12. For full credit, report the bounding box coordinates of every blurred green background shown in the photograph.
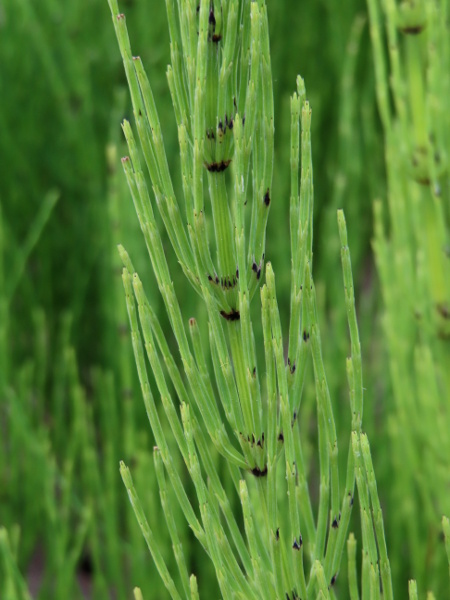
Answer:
[1,0,448,598]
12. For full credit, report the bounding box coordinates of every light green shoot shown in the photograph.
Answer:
[120,461,183,600]
[408,580,418,600]
[106,0,392,598]
[347,533,360,600]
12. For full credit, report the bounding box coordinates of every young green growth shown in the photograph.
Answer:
[133,588,144,600]
[120,461,183,600]
[107,1,391,598]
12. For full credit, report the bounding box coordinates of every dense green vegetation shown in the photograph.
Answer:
[0,1,448,598]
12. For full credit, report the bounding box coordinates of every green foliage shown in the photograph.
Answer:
[109,0,449,598]
[367,0,450,595]
[0,0,449,598]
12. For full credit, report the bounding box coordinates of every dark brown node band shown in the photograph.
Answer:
[205,159,232,172]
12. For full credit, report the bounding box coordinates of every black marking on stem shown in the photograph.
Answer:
[276,528,280,541]
[252,366,256,377]
[78,554,93,576]
[209,273,237,289]
[241,431,259,449]
[332,517,339,529]
[303,330,310,342]
[330,574,337,587]
[236,268,239,280]
[216,275,238,289]
[256,437,263,448]
[220,308,240,321]
[207,7,222,42]
[225,114,234,133]
[292,536,302,550]
[263,188,271,206]
[349,493,354,507]
[251,256,264,280]
[278,432,284,443]
[291,411,297,427]
[205,159,232,172]
[401,25,425,35]
[250,465,268,477]
[206,128,215,140]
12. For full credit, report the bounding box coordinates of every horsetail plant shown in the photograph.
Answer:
[366,0,450,594]
[107,0,398,597]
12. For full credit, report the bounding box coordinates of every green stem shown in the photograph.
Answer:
[405,34,428,150]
